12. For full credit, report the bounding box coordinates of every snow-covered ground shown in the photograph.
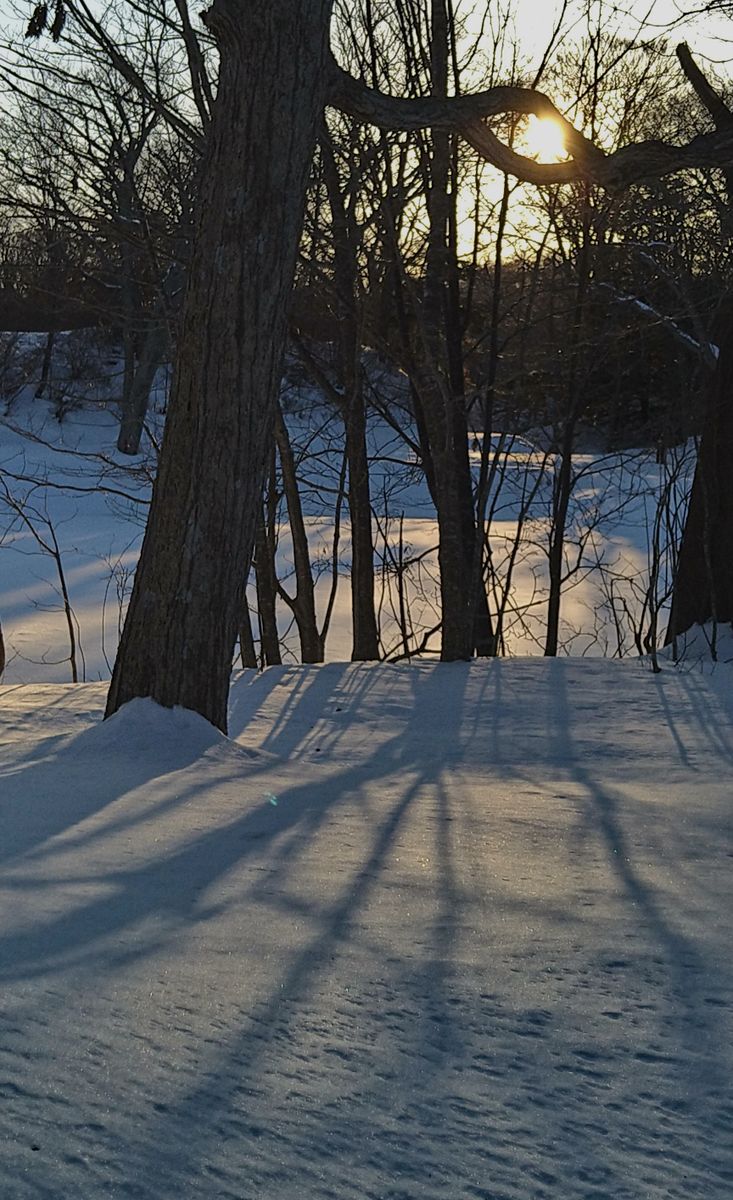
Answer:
[1,340,731,1197]
[0,338,690,681]
[1,655,732,1197]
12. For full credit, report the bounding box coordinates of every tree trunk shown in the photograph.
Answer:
[117,263,184,456]
[544,420,576,657]
[254,509,282,668]
[239,602,258,669]
[274,401,323,662]
[344,377,380,659]
[106,0,334,731]
[408,0,494,662]
[666,302,733,642]
[34,330,55,400]
[117,149,140,442]
[320,136,379,661]
[117,316,168,455]
[666,54,733,646]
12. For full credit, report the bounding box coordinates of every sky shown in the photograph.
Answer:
[510,0,731,64]
[0,1,729,71]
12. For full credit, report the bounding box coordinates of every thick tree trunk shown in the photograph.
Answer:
[106,0,334,731]
[666,303,733,642]
[424,6,471,662]
[665,58,733,646]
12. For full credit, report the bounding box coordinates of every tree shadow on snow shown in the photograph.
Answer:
[1,660,731,1198]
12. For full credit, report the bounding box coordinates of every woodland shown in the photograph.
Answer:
[2,10,733,1194]
[1,0,733,727]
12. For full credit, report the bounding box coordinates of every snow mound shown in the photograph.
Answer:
[73,696,256,764]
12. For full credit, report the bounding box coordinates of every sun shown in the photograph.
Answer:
[523,115,567,163]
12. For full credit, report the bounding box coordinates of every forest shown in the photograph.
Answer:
[1,0,732,722]
[2,7,733,1198]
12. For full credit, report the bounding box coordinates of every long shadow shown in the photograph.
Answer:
[548,660,730,1094]
[669,666,733,764]
[5,661,733,1197]
[1,664,368,873]
[0,710,252,869]
[1,664,476,1195]
[0,665,473,985]
[226,663,320,748]
[120,672,474,1193]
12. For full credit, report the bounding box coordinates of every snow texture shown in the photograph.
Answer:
[1,657,732,1198]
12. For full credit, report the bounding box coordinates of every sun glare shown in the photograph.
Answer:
[523,115,567,163]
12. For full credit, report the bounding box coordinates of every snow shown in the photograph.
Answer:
[0,353,691,678]
[1,657,732,1198]
[1,333,731,1195]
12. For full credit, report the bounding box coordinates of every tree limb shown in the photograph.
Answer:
[327,54,733,191]
[676,42,733,128]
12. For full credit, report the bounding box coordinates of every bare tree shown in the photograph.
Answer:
[51,0,730,729]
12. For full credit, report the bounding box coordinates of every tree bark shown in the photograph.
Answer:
[665,51,733,645]
[106,0,334,731]
[666,303,733,642]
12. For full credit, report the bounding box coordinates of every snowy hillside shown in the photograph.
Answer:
[1,657,731,1198]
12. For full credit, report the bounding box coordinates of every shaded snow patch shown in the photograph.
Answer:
[659,622,733,668]
[74,697,262,765]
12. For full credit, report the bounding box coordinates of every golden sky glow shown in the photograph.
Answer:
[522,115,568,163]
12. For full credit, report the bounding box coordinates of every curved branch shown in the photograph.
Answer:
[598,127,733,189]
[676,41,733,207]
[459,118,583,185]
[327,56,733,192]
[327,59,602,175]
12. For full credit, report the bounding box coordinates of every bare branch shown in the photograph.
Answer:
[327,55,733,191]
[676,42,733,128]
